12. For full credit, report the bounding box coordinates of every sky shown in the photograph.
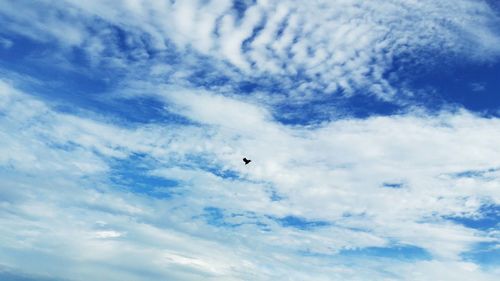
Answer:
[0,0,499,280]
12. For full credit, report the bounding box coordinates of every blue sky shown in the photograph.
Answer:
[0,0,499,280]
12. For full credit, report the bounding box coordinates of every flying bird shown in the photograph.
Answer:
[243,158,251,165]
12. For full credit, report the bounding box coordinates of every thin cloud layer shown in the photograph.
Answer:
[1,81,499,280]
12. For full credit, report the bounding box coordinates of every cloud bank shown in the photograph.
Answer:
[1,79,499,280]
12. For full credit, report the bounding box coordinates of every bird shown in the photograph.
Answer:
[243,158,251,165]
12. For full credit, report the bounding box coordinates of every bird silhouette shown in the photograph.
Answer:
[243,158,251,165]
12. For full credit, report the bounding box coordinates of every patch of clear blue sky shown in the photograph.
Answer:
[110,152,244,199]
[109,153,180,199]
[232,0,257,20]
[382,182,404,189]
[338,245,432,261]
[268,188,284,201]
[273,215,330,230]
[462,242,500,268]
[450,167,499,180]
[0,33,109,92]
[201,207,270,230]
[300,244,432,261]
[446,204,500,230]
[200,207,332,231]
[388,48,500,117]
[199,164,241,180]
[201,207,242,228]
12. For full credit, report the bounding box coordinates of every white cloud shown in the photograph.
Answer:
[1,0,498,100]
[1,80,499,280]
[92,230,124,239]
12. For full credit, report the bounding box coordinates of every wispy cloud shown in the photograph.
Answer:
[0,37,13,49]
[471,82,487,92]
[1,0,499,103]
[1,79,499,279]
